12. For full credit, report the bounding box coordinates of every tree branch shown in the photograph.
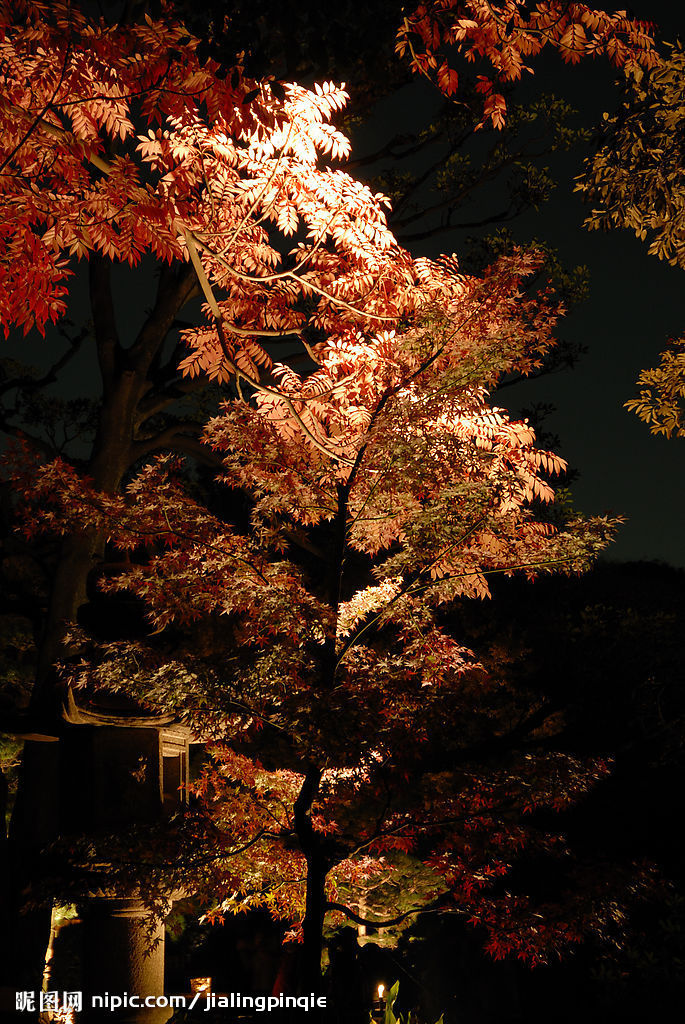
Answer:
[325,893,452,929]
[128,264,199,376]
[0,329,89,398]
[130,425,221,467]
[89,255,121,392]
[135,374,209,422]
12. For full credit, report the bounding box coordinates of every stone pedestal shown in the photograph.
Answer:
[59,691,196,1022]
[79,898,170,1024]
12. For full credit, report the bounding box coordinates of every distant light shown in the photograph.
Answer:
[377,983,385,1000]
[190,977,212,994]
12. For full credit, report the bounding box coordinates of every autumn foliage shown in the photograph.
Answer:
[0,0,649,981]
[0,0,414,360]
[397,1,659,127]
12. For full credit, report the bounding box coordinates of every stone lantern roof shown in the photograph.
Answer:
[62,684,182,730]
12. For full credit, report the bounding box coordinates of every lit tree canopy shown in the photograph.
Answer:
[0,0,416,366]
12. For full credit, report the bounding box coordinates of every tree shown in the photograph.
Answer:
[0,0,660,998]
[16,245,623,993]
[441,561,685,1022]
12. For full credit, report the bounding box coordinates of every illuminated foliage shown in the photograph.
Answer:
[624,339,685,439]
[0,0,414,359]
[396,0,658,128]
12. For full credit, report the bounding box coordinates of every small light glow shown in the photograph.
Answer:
[54,1010,76,1024]
[377,983,385,1000]
[190,977,212,994]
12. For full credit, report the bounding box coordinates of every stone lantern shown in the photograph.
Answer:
[60,688,194,1023]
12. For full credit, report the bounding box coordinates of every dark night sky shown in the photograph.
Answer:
[7,1,685,567]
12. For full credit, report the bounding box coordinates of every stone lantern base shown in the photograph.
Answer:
[79,898,171,1024]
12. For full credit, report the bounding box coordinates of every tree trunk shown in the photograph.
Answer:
[294,766,328,1006]
[301,850,327,995]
